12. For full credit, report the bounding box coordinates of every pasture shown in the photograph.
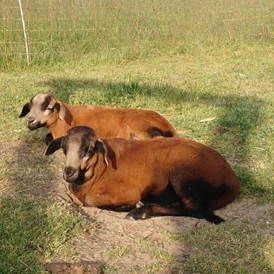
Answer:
[1,0,274,273]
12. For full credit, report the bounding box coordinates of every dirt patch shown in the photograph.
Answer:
[55,196,273,274]
[44,261,103,274]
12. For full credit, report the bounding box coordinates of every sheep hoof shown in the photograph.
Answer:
[204,210,225,224]
[125,216,136,221]
[125,209,149,220]
[136,201,145,208]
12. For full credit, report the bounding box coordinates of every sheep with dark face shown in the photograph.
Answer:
[19,94,177,144]
[45,126,239,224]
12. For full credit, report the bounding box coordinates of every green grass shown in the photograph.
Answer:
[4,47,273,200]
[1,47,273,272]
[167,220,274,273]
[135,238,176,264]
[105,246,130,260]
[0,0,274,273]
[0,197,87,273]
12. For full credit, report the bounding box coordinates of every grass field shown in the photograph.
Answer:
[1,0,274,273]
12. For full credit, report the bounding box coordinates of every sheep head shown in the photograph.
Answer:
[45,126,108,184]
[19,94,66,130]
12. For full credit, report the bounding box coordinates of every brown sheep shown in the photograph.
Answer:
[19,94,176,144]
[45,126,239,224]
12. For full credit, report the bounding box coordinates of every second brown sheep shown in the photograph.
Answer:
[19,94,177,144]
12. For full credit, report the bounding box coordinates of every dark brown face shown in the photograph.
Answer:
[19,94,65,130]
[45,126,108,185]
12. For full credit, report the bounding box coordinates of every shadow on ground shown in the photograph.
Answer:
[0,138,66,272]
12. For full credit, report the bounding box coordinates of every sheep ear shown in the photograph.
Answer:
[44,136,63,155]
[19,103,30,118]
[95,139,108,166]
[54,102,66,120]
[45,133,54,145]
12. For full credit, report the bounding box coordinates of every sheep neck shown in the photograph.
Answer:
[69,152,108,203]
[47,104,74,139]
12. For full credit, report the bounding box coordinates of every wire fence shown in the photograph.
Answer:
[1,0,274,68]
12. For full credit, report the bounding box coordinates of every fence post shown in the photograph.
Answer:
[18,0,30,66]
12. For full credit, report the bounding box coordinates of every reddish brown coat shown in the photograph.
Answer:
[46,126,239,224]
[19,94,176,140]
[71,137,239,211]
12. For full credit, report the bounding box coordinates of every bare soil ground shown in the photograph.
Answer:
[54,187,274,274]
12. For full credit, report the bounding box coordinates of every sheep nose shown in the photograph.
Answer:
[27,117,39,128]
[63,166,77,182]
[27,117,35,125]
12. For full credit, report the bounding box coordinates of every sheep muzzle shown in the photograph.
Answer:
[27,117,46,130]
[63,166,85,184]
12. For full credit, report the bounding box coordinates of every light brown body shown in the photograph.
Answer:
[19,94,177,141]
[49,103,176,139]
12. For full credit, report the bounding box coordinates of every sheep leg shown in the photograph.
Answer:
[82,190,142,210]
[203,206,225,224]
[99,201,145,212]
[168,176,226,224]
[184,203,224,224]
[125,204,186,220]
[125,203,224,224]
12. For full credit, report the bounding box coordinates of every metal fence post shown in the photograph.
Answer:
[18,0,30,66]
